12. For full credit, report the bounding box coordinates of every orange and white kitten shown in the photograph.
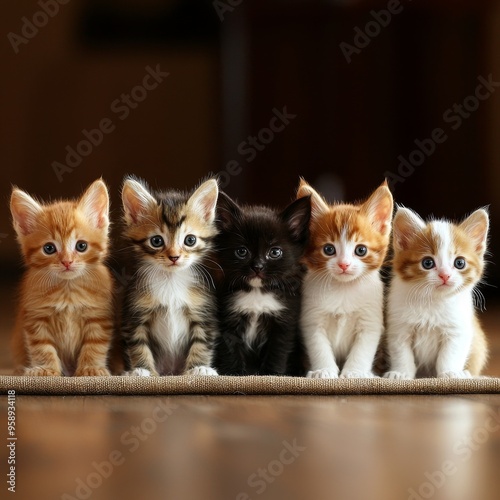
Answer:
[10,180,113,376]
[298,180,393,378]
[384,208,489,379]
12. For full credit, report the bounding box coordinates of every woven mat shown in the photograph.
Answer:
[1,375,500,396]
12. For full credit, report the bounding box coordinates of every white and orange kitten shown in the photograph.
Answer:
[384,208,489,379]
[297,180,393,379]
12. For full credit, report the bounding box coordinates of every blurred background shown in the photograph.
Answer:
[1,0,500,293]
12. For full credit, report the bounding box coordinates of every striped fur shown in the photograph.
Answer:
[119,177,219,376]
[10,180,113,376]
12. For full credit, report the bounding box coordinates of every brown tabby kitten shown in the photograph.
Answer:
[120,177,219,376]
[10,180,113,376]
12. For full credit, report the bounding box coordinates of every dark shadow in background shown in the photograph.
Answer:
[0,0,499,298]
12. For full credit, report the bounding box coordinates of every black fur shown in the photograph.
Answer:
[213,192,311,375]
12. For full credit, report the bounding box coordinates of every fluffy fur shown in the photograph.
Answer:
[298,180,393,378]
[10,180,113,376]
[213,193,311,375]
[119,177,219,376]
[384,207,489,379]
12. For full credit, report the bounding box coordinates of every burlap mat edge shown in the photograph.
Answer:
[0,375,499,396]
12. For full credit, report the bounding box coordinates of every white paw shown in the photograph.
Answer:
[126,368,152,377]
[185,366,218,376]
[438,370,472,379]
[307,369,339,379]
[383,371,413,380]
[340,371,375,379]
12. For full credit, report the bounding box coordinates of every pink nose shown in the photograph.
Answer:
[339,263,350,271]
[439,273,450,283]
[169,256,180,263]
[61,260,73,269]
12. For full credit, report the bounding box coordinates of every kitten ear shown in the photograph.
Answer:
[296,178,328,219]
[216,191,241,230]
[10,188,42,236]
[122,177,156,224]
[460,208,489,255]
[281,196,311,243]
[361,182,394,236]
[78,179,110,229]
[187,179,219,223]
[392,207,426,251]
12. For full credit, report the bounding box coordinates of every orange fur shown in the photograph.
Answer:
[298,180,393,274]
[390,208,489,376]
[10,180,114,376]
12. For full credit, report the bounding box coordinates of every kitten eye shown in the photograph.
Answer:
[268,247,283,260]
[150,235,164,248]
[323,244,336,256]
[355,245,367,257]
[43,243,57,255]
[75,240,88,253]
[235,247,248,259]
[184,234,197,247]
[422,257,435,270]
[454,257,466,270]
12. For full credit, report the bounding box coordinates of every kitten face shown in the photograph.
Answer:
[122,177,218,273]
[297,180,393,283]
[392,208,489,295]
[216,193,311,291]
[10,180,110,281]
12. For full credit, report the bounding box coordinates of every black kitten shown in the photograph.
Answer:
[213,192,311,375]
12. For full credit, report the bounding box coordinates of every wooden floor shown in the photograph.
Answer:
[1,291,500,500]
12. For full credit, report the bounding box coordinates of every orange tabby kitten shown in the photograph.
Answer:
[10,179,113,376]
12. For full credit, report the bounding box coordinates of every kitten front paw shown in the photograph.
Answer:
[24,367,61,377]
[126,368,155,377]
[307,369,339,379]
[75,367,110,377]
[340,371,376,379]
[437,370,472,379]
[383,371,413,380]
[185,366,218,376]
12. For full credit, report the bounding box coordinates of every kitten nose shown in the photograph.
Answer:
[252,263,264,273]
[168,256,180,263]
[338,263,350,271]
[61,260,73,269]
[439,273,451,283]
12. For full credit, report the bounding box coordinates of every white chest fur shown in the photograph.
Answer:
[231,289,284,346]
[302,270,383,321]
[148,270,195,373]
